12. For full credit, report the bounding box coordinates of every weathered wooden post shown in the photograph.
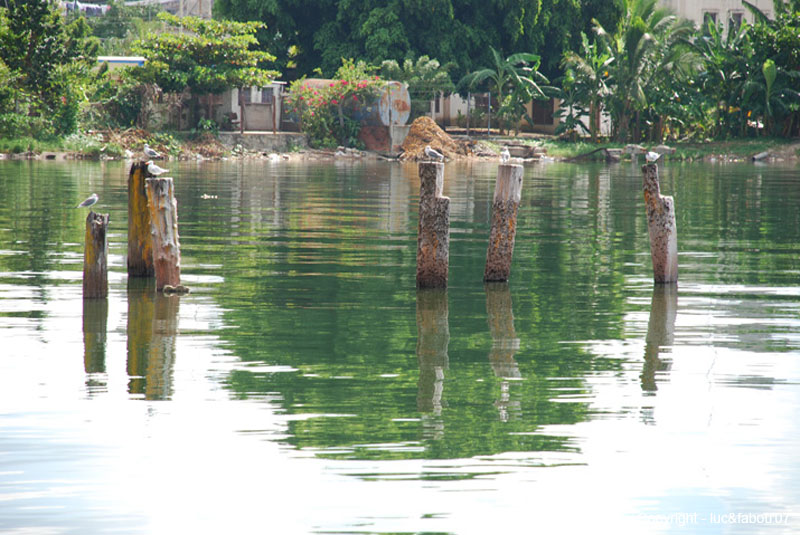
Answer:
[83,211,109,298]
[128,161,154,277]
[641,284,677,392]
[484,164,523,282]
[416,162,450,289]
[416,289,449,414]
[146,177,182,291]
[642,163,678,283]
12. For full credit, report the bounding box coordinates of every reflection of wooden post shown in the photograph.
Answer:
[146,177,181,291]
[641,284,677,392]
[486,283,521,422]
[416,289,449,414]
[642,163,678,283]
[83,211,109,298]
[147,293,179,400]
[416,162,450,289]
[127,277,155,396]
[128,161,154,277]
[82,298,108,376]
[484,164,523,282]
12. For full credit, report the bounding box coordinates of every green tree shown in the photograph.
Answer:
[459,46,548,133]
[0,0,98,135]
[380,55,455,118]
[560,32,613,142]
[132,13,279,95]
[593,0,694,142]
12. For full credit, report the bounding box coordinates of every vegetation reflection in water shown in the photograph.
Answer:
[1,159,799,465]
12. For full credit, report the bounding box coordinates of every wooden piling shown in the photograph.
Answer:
[484,164,523,282]
[83,211,109,298]
[146,177,181,291]
[416,162,450,289]
[128,161,154,277]
[642,163,678,283]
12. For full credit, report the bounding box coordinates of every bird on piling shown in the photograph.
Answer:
[424,145,444,162]
[500,146,510,163]
[76,193,98,209]
[143,143,162,159]
[146,160,169,176]
[646,151,662,163]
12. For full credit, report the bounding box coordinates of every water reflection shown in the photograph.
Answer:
[485,283,521,422]
[416,289,449,439]
[641,285,677,393]
[82,298,108,395]
[126,278,180,400]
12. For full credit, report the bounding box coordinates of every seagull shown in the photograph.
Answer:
[500,146,510,163]
[424,145,444,162]
[76,193,98,208]
[143,143,161,159]
[646,151,662,163]
[146,160,169,176]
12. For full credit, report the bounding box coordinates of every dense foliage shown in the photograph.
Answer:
[0,0,99,136]
[213,0,619,81]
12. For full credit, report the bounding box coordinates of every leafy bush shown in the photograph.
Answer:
[286,59,381,148]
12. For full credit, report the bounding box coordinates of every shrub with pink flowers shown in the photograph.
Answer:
[286,59,382,148]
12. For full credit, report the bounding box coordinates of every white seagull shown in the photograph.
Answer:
[500,146,510,163]
[424,145,444,162]
[76,193,98,208]
[143,143,162,159]
[146,160,169,176]
[645,151,662,163]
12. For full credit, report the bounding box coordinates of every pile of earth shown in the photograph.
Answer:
[399,116,470,161]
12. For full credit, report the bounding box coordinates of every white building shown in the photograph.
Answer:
[658,0,774,28]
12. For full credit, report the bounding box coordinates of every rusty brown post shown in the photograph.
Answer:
[128,161,154,277]
[642,163,678,283]
[146,177,181,291]
[83,211,109,299]
[416,162,450,289]
[484,164,523,282]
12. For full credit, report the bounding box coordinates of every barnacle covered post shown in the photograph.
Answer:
[416,162,450,289]
[484,164,524,282]
[83,211,110,298]
[642,163,678,283]
[146,177,181,291]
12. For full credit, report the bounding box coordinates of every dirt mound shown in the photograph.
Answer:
[399,116,468,161]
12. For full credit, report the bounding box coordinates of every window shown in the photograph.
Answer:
[261,87,274,104]
[702,11,718,26]
[729,11,744,31]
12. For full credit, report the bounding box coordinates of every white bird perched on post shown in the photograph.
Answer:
[424,145,444,162]
[146,160,169,176]
[76,193,98,208]
[646,151,662,163]
[500,146,510,163]
[143,143,162,159]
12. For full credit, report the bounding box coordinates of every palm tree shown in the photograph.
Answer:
[561,32,613,143]
[459,47,547,133]
[593,0,694,142]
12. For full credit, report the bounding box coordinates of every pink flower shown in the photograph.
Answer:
[310,111,315,116]
[352,95,358,100]
[331,99,338,105]
[330,83,334,87]
[341,80,348,85]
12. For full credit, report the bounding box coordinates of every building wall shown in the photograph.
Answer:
[658,0,774,26]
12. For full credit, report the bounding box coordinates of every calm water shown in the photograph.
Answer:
[1,158,799,534]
